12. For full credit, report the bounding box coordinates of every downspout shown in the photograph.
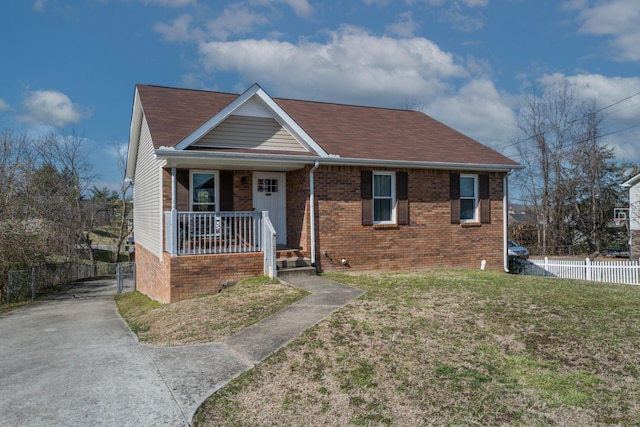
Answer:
[309,161,320,266]
[503,170,514,272]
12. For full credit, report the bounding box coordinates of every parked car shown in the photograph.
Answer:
[508,240,529,259]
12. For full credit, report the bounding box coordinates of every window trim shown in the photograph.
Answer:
[459,174,478,223]
[189,170,219,212]
[372,171,396,225]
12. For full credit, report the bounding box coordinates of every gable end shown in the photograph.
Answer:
[192,115,308,152]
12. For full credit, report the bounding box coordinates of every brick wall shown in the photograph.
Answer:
[302,165,506,273]
[135,244,172,303]
[286,167,311,254]
[143,165,507,304]
[135,243,264,303]
[169,252,263,302]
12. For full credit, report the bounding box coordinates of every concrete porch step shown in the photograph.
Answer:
[277,266,318,279]
[276,256,312,269]
[276,249,317,279]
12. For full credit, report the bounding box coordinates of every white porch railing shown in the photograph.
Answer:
[164,210,277,278]
[262,213,277,279]
[522,257,640,285]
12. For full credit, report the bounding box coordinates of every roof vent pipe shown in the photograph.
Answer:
[309,161,320,266]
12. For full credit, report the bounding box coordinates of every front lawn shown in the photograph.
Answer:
[115,276,309,346]
[194,270,640,426]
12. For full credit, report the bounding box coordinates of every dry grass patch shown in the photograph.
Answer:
[115,276,308,346]
[194,270,640,426]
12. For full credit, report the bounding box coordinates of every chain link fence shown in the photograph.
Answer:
[6,262,136,303]
[116,262,136,295]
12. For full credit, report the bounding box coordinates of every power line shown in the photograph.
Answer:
[493,90,640,153]
[506,121,640,162]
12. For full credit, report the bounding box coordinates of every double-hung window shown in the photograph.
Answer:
[190,171,218,212]
[373,171,395,224]
[459,174,478,222]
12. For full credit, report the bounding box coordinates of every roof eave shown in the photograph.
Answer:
[622,172,640,187]
[155,149,522,172]
[125,87,143,182]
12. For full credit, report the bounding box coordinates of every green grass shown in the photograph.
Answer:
[0,300,32,315]
[114,290,163,335]
[193,270,640,426]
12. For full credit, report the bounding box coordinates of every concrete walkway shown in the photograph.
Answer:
[0,275,363,426]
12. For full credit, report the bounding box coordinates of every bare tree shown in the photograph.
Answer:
[35,129,97,263]
[110,142,133,262]
[513,80,626,255]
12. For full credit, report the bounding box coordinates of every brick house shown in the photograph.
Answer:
[125,83,521,303]
[623,172,640,258]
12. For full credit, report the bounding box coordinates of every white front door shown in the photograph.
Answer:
[253,172,286,245]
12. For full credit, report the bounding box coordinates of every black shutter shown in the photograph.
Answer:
[479,174,490,224]
[396,171,409,225]
[361,170,373,226]
[176,169,189,211]
[219,170,234,211]
[450,172,460,224]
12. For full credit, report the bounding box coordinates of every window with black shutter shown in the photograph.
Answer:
[450,172,490,224]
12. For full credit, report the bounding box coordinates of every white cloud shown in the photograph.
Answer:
[205,5,269,40]
[139,0,197,7]
[386,12,419,37]
[574,0,640,61]
[281,0,313,17]
[154,5,270,41]
[252,0,313,17]
[425,78,518,149]
[33,0,50,12]
[198,26,467,106]
[0,99,9,112]
[20,90,85,127]
[441,9,484,32]
[538,72,640,161]
[154,14,199,41]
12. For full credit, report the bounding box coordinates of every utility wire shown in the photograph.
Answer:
[507,121,640,162]
[493,90,640,153]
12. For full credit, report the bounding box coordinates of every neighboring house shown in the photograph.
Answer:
[623,172,640,258]
[125,84,522,303]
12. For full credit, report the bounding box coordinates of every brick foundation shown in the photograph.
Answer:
[135,244,263,303]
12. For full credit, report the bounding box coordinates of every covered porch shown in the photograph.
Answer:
[164,209,278,278]
[160,159,316,279]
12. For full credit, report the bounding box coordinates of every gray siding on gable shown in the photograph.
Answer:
[193,115,307,152]
[133,116,163,258]
[631,182,640,231]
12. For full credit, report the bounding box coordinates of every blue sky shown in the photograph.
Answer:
[1,0,639,195]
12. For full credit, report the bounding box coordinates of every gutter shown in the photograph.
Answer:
[155,149,523,173]
[309,161,320,266]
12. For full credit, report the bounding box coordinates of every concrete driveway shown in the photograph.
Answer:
[0,275,363,426]
[0,279,194,426]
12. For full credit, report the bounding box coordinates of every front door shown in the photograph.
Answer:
[253,172,286,245]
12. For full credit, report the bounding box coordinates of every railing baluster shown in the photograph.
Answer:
[167,211,265,256]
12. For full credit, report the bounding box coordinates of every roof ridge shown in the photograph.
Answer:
[136,83,418,114]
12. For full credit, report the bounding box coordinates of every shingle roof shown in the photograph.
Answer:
[136,84,519,168]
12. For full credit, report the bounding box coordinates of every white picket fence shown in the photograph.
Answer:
[522,257,640,285]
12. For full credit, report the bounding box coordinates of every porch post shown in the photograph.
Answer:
[170,166,178,256]
[309,161,320,266]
